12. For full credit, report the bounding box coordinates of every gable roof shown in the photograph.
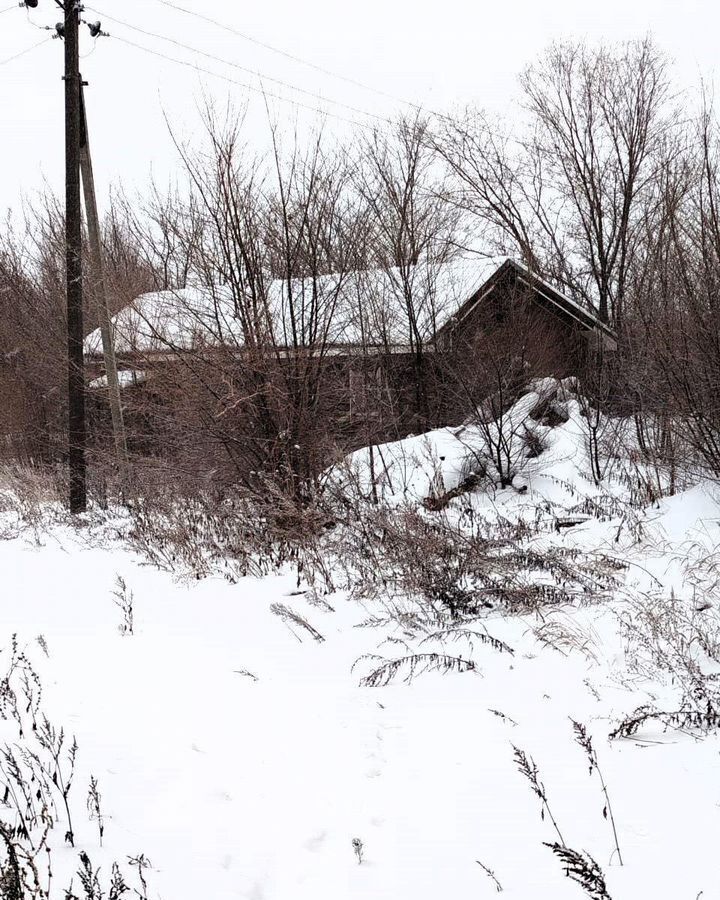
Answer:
[84,256,612,359]
[439,258,616,341]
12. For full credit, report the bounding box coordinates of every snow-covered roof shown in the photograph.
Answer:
[84,257,508,357]
[84,256,610,358]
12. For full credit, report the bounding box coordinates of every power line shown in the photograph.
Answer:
[24,8,56,30]
[80,36,99,59]
[0,4,19,14]
[110,33,391,133]
[86,5,390,125]
[0,35,52,67]
[155,0,430,117]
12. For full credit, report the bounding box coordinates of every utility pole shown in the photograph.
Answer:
[79,82,129,470]
[64,0,86,513]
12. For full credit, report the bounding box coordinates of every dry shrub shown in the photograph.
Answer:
[124,490,295,583]
[0,463,68,541]
[619,588,720,681]
[544,843,612,900]
[614,585,720,737]
[0,637,148,899]
[121,470,336,584]
[314,501,622,623]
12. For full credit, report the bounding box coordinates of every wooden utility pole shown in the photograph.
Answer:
[65,0,86,513]
[79,83,129,468]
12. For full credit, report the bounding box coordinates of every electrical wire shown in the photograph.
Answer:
[86,5,390,125]
[0,4,19,14]
[24,7,55,30]
[0,35,52,67]
[80,36,99,59]
[110,33,392,133]
[155,0,430,117]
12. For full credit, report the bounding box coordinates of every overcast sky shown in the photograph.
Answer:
[0,0,716,215]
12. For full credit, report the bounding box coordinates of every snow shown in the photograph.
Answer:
[83,256,509,356]
[337,378,587,502]
[2,384,720,898]
[87,370,146,390]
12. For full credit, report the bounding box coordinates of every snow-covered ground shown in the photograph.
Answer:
[2,384,720,898]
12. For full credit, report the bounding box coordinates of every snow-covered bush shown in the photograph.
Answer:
[332,378,577,506]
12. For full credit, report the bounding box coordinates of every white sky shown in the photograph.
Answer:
[0,0,717,215]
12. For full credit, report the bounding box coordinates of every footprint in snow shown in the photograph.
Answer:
[303,831,327,852]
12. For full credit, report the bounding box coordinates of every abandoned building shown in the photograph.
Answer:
[83,256,615,473]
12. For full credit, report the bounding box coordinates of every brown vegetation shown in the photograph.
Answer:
[3,38,720,504]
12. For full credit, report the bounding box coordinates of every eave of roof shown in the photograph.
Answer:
[508,261,616,339]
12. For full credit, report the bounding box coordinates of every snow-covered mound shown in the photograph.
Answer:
[338,378,599,504]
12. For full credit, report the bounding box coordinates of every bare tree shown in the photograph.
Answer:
[358,116,461,429]
[436,38,673,327]
[626,100,720,480]
[110,105,369,502]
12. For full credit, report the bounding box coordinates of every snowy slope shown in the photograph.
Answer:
[1,388,720,899]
